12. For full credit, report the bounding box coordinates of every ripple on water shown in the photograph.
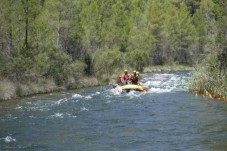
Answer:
[3,71,227,150]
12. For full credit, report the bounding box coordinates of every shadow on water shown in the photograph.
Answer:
[0,71,227,150]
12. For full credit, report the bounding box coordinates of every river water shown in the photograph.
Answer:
[0,71,227,151]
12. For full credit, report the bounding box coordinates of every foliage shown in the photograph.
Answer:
[126,50,149,72]
[93,49,123,76]
[189,0,227,100]
[0,0,226,99]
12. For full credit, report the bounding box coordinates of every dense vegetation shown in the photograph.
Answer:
[0,0,226,100]
[189,0,227,101]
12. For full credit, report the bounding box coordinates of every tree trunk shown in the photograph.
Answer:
[23,0,29,49]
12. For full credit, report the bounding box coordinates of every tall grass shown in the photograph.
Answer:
[189,53,227,101]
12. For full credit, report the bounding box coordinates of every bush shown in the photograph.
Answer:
[65,61,86,88]
[126,50,149,72]
[93,49,123,76]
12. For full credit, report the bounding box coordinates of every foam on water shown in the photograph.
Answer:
[109,72,190,96]
[49,113,64,118]
[48,113,78,119]
[148,87,173,93]
[143,72,190,93]
[110,86,123,95]
[66,113,77,118]
[85,96,92,100]
[1,136,16,143]
[54,98,68,105]
[95,92,100,95]
[15,105,23,110]
[72,91,101,100]
[26,105,50,112]
[126,91,143,99]
[72,94,83,98]
[80,107,89,112]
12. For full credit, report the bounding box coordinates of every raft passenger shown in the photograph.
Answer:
[131,70,139,85]
[121,69,129,85]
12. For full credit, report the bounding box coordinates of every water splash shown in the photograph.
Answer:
[80,107,89,112]
[15,105,23,110]
[85,96,92,100]
[143,72,190,93]
[72,94,83,98]
[1,136,16,143]
[72,91,101,100]
[54,98,68,105]
[49,113,64,118]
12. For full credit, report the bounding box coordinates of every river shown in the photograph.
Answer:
[0,71,227,151]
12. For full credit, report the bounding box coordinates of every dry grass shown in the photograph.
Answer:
[0,79,16,100]
[0,76,102,101]
[79,77,99,88]
[15,78,60,97]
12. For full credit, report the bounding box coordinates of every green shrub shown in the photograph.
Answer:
[126,50,149,72]
[93,49,123,76]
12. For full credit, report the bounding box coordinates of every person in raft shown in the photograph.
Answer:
[120,69,130,85]
[130,70,139,85]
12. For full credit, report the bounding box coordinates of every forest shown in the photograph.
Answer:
[0,0,226,100]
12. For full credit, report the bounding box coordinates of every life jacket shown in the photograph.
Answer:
[123,74,129,80]
[131,75,138,84]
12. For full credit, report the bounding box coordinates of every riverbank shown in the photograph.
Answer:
[189,69,227,101]
[0,76,105,101]
[145,65,227,101]
[188,54,227,101]
[0,65,193,101]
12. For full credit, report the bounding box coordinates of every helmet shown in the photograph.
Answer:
[136,72,139,74]
[124,69,128,72]
[133,70,136,73]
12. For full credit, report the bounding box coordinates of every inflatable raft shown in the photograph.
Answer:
[121,84,148,92]
[113,84,148,92]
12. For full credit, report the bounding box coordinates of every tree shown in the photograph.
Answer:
[0,0,17,57]
[93,49,123,76]
[19,0,43,49]
[162,2,197,65]
[146,0,166,65]
[127,0,151,52]
[213,0,227,72]
[192,0,216,63]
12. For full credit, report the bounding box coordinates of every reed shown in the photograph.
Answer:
[189,54,227,101]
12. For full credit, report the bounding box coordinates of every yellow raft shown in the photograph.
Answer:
[121,84,148,92]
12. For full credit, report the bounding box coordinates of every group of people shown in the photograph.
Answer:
[119,69,140,85]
